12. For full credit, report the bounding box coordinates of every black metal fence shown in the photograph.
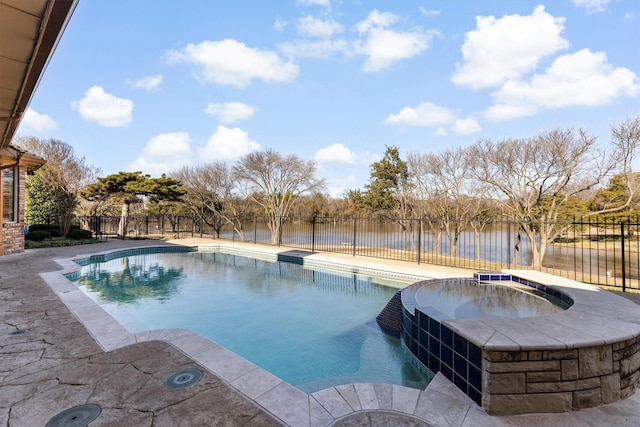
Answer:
[77,215,640,292]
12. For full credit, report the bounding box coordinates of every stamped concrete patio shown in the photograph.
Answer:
[1,239,639,426]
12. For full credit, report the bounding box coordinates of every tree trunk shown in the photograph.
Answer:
[118,203,129,239]
[56,192,75,238]
[512,232,521,268]
[401,223,408,251]
[530,232,546,270]
[434,231,442,255]
[268,216,281,245]
[450,232,459,258]
[235,222,246,241]
[517,223,546,270]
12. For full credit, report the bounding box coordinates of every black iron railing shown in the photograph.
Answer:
[76,215,640,292]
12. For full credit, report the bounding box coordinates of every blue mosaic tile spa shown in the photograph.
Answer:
[378,273,574,405]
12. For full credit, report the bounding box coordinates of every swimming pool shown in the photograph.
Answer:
[68,250,431,393]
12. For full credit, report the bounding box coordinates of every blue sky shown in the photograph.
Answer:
[19,0,640,197]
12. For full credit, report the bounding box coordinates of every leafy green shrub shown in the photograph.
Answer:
[26,230,51,242]
[67,229,93,240]
[27,224,61,236]
[27,224,55,231]
[25,237,101,249]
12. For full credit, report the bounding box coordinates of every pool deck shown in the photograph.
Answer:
[1,238,639,426]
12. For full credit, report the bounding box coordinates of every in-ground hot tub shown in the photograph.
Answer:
[411,276,572,320]
[397,271,640,415]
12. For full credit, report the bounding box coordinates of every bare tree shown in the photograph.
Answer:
[15,137,99,237]
[470,124,640,269]
[407,155,442,255]
[172,163,248,239]
[233,149,325,245]
[605,115,640,213]
[408,147,479,257]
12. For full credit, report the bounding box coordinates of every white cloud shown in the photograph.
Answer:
[166,39,299,88]
[126,74,163,91]
[384,102,482,135]
[313,143,379,165]
[278,39,348,59]
[198,126,260,162]
[128,132,192,176]
[315,143,354,163]
[355,10,399,33]
[274,19,288,32]
[313,143,376,165]
[296,15,343,37]
[279,9,435,69]
[384,102,457,126]
[325,174,358,198]
[452,5,569,89]
[70,86,133,127]
[484,49,640,121]
[296,0,330,7]
[354,10,435,72]
[483,103,537,122]
[315,147,380,196]
[451,116,481,135]
[314,149,382,198]
[419,8,440,17]
[358,29,434,72]
[205,102,256,123]
[572,0,611,13]
[18,108,57,134]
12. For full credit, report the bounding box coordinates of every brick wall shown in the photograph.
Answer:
[2,165,26,255]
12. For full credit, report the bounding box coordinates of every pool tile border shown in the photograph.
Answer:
[42,243,490,427]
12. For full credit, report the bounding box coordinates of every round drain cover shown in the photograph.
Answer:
[164,368,203,389]
[45,404,101,427]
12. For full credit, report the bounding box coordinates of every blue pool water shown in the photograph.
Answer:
[69,251,431,392]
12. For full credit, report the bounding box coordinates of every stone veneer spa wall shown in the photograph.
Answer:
[400,271,640,415]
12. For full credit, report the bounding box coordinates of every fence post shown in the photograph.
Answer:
[417,218,422,265]
[506,220,512,268]
[253,217,257,244]
[621,221,627,292]
[312,216,316,253]
[353,217,357,257]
